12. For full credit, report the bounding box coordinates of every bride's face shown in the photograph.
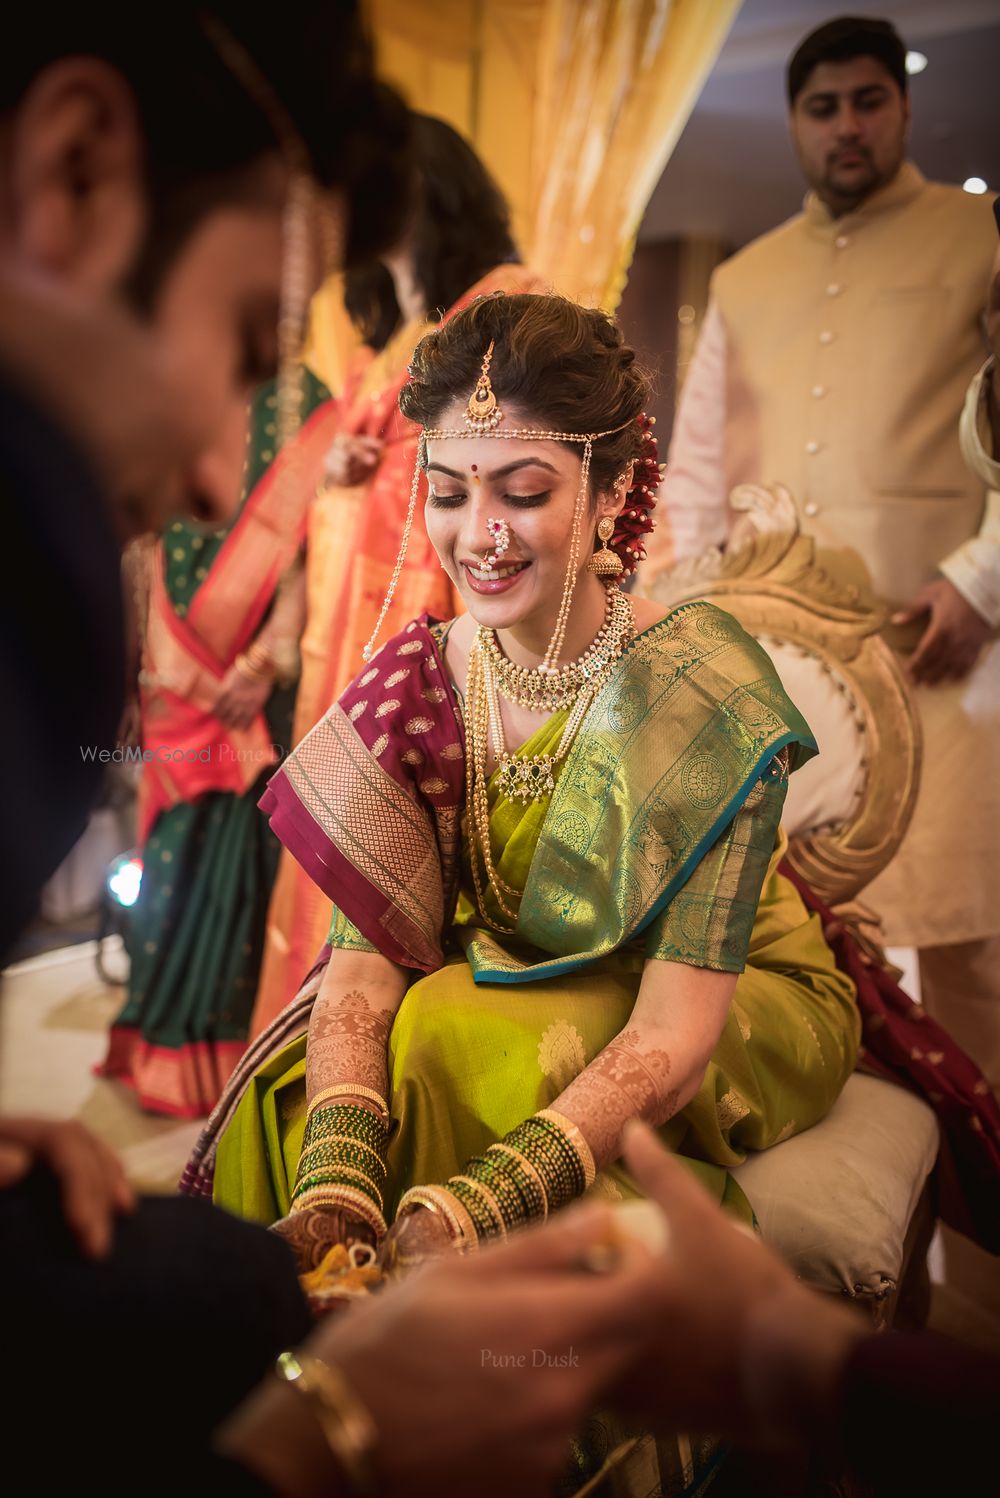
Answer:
[423,404,599,634]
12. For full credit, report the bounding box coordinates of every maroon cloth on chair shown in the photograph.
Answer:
[780,860,1000,1253]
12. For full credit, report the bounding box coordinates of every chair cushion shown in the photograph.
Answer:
[731,1073,939,1299]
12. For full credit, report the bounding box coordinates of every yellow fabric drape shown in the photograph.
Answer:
[308,0,740,389]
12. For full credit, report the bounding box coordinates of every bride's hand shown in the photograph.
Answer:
[379,1205,456,1274]
[270,1204,377,1274]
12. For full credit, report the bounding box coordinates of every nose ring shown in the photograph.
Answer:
[483,517,510,567]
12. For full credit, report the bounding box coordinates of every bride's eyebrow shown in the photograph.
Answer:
[488,458,559,480]
[425,458,559,482]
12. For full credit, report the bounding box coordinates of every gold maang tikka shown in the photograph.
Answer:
[362,334,630,663]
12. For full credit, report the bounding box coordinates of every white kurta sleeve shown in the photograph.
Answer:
[640,299,730,583]
[939,361,1000,628]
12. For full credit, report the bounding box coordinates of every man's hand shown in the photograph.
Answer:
[892,577,992,685]
[213,663,273,729]
[323,434,383,489]
[608,1121,865,1446]
[224,1200,657,1498]
[0,1116,135,1258]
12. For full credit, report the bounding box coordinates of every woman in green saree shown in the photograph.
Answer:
[192,293,859,1289]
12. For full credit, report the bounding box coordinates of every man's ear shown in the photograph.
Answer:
[7,57,146,294]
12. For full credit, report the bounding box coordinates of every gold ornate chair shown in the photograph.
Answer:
[641,483,939,1325]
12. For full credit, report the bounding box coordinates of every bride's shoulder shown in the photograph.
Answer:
[629,595,676,632]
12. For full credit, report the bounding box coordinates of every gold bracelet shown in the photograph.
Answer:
[234,650,273,683]
[397,1185,478,1251]
[536,1108,597,1189]
[308,1084,390,1122]
[291,1184,387,1239]
[275,1351,377,1497]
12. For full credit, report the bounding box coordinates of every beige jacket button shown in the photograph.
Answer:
[811,385,827,398]
[803,501,820,517]
[819,330,834,344]
[835,235,850,249]
[826,282,842,297]
[805,440,820,454]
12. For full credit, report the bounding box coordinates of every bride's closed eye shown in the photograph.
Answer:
[428,491,467,508]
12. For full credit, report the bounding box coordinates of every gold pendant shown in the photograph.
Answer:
[497,754,556,803]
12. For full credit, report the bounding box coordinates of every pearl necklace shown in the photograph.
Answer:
[465,592,636,932]
[478,584,634,711]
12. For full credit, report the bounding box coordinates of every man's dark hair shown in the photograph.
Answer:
[1,4,413,302]
[344,115,518,351]
[787,16,908,105]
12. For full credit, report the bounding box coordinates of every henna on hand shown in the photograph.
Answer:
[554,1028,680,1164]
[270,1205,377,1274]
[306,986,395,1103]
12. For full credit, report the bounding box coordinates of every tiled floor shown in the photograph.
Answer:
[0,941,200,1192]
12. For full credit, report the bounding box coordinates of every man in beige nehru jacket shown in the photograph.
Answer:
[642,18,1000,1105]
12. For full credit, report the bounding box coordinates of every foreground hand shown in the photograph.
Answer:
[892,578,992,685]
[323,434,383,488]
[223,1200,656,1498]
[0,1115,135,1259]
[378,1205,455,1274]
[213,663,273,729]
[610,1121,865,1445]
[270,1205,377,1274]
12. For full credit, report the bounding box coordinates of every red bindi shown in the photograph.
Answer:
[471,463,478,472]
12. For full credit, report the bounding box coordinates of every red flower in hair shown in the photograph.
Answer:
[611,413,661,577]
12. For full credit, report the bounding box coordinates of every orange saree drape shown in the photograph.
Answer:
[136,402,341,844]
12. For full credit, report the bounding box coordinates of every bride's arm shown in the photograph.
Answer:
[547,959,737,1166]
[271,946,408,1265]
[305,947,409,1111]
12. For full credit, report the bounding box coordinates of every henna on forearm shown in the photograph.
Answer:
[306,986,396,1108]
[553,1027,681,1166]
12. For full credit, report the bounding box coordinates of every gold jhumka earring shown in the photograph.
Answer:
[587,515,625,578]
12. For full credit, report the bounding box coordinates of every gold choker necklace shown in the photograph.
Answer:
[478,584,634,712]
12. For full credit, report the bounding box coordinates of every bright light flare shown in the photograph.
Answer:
[107,854,143,908]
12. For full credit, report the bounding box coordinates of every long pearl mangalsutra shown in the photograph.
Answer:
[466,582,635,931]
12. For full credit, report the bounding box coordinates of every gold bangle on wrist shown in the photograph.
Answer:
[397,1185,478,1252]
[537,1108,597,1189]
[234,650,273,683]
[308,1084,390,1122]
[275,1351,377,1497]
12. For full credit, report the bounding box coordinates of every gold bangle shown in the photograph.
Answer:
[309,1084,390,1122]
[291,1184,387,1239]
[275,1351,377,1497]
[294,1165,385,1211]
[536,1108,597,1189]
[234,650,273,683]
[397,1185,478,1251]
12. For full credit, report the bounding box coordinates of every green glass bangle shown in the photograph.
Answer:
[464,1155,535,1225]
[304,1106,387,1148]
[448,1178,498,1239]
[293,1170,384,1210]
[298,1139,387,1177]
